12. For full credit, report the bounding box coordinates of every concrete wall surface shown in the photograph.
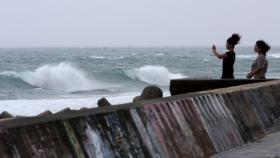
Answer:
[0,80,279,158]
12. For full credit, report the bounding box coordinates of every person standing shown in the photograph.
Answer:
[247,40,270,79]
[212,34,241,79]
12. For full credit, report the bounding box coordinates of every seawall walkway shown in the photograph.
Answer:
[0,80,279,157]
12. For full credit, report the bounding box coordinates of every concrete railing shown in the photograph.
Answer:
[0,80,279,158]
[170,78,276,95]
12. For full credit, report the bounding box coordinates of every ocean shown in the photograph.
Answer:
[0,47,279,116]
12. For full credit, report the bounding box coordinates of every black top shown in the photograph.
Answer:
[222,51,235,79]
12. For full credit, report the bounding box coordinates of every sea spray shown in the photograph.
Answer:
[125,65,186,86]
[0,63,111,92]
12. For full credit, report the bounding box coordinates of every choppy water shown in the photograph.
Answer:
[0,47,279,111]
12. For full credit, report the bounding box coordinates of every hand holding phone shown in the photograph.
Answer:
[212,45,216,51]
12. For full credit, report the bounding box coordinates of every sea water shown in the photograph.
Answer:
[0,47,279,115]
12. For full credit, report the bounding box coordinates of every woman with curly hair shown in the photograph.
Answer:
[212,33,241,79]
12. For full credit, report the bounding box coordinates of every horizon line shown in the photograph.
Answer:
[0,45,279,48]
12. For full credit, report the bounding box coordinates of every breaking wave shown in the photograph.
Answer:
[125,65,186,86]
[0,63,109,92]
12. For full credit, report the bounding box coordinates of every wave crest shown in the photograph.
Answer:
[0,63,108,92]
[89,56,124,60]
[125,65,186,86]
[237,53,280,59]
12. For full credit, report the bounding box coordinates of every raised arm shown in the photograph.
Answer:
[212,45,228,59]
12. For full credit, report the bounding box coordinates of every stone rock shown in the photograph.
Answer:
[133,85,163,102]
[38,110,52,116]
[0,111,13,119]
[97,97,111,107]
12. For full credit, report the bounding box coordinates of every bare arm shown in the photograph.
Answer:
[247,57,266,78]
[247,68,261,79]
[212,45,228,59]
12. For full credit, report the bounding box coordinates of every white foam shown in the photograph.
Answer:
[0,91,170,116]
[0,95,131,116]
[108,56,124,60]
[154,53,164,56]
[237,53,280,59]
[89,56,106,59]
[268,53,280,59]
[0,71,18,77]
[236,55,255,59]
[89,56,124,60]
[1,63,110,92]
[125,65,186,86]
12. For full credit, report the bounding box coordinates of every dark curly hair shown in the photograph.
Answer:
[227,33,241,47]
[256,40,270,56]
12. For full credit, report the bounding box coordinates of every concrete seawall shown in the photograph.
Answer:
[0,80,279,158]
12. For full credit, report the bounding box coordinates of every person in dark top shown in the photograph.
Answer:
[212,34,241,79]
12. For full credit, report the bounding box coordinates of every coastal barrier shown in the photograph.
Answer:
[0,80,279,157]
[170,78,275,95]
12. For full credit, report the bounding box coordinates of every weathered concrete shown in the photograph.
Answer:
[214,131,280,158]
[0,80,279,158]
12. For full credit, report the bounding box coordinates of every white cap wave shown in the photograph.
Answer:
[13,63,107,92]
[237,53,280,59]
[125,65,186,86]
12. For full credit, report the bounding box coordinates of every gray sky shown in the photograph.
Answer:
[0,0,279,47]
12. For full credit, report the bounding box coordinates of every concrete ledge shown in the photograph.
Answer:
[170,78,276,95]
[0,80,279,157]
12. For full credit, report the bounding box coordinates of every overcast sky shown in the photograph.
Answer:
[0,0,279,47]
